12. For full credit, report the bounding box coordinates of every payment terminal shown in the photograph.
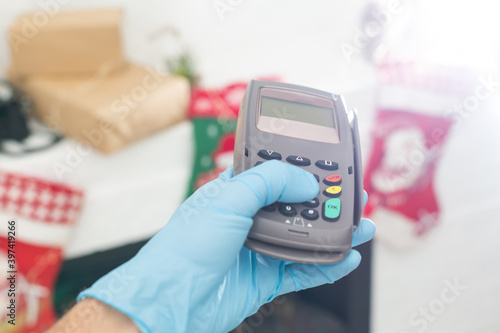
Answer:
[233,80,363,264]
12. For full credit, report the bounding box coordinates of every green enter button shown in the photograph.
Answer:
[323,198,341,221]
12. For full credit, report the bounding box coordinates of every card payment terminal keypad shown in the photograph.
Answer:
[254,148,344,226]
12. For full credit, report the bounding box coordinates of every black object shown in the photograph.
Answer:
[257,149,282,160]
[232,240,373,333]
[0,80,29,142]
[302,198,319,208]
[315,159,339,171]
[300,208,319,220]
[0,80,61,155]
[300,240,373,333]
[54,239,148,316]
[286,155,311,166]
[278,203,297,217]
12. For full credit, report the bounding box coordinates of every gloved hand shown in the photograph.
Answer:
[78,160,375,333]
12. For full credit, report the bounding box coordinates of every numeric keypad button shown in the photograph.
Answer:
[323,198,341,222]
[301,209,319,220]
[258,150,282,160]
[323,174,342,186]
[302,198,319,208]
[286,155,311,166]
[324,186,342,198]
[278,203,297,217]
[315,160,339,170]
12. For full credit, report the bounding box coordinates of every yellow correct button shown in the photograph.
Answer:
[324,186,342,198]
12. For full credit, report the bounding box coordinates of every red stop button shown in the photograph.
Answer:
[324,174,342,185]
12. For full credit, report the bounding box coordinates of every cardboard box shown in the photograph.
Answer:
[9,63,191,153]
[8,9,125,76]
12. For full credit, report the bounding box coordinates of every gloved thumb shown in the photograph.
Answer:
[211,160,319,218]
[166,161,319,266]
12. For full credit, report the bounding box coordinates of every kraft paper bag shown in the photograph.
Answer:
[9,63,191,153]
[8,9,125,76]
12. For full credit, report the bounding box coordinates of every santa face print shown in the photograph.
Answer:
[371,127,429,194]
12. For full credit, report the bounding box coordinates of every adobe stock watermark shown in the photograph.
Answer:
[91,268,135,300]
[179,104,296,222]
[381,73,499,192]
[50,66,167,181]
[8,0,71,54]
[51,298,106,332]
[339,0,404,64]
[444,73,499,125]
[179,174,230,223]
[56,269,135,331]
[213,0,244,21]
[308,232,347,265]
[246,104,297,159]
[235,296,287,333]
[400,278,467,333]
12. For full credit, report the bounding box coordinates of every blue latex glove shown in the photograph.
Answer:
[78,160,375,333]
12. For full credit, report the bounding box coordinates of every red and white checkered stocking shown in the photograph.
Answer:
[0,171,83,332]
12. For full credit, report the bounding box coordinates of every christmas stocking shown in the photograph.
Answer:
[0,171,83,332]
[186,78,280,195]
[363,59,475,248]
[364,108,452,235]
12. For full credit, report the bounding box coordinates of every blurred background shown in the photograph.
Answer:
[1,0,499,332]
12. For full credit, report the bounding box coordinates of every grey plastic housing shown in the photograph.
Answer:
[233,80,363,264]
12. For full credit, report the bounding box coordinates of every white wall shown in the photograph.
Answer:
[1,0,376,93]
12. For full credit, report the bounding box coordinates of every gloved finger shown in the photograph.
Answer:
[278,250,362,295]
[364,190,368,206]
[212,160,319,217]
[218,165,234,182]
[352,218,376,247]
